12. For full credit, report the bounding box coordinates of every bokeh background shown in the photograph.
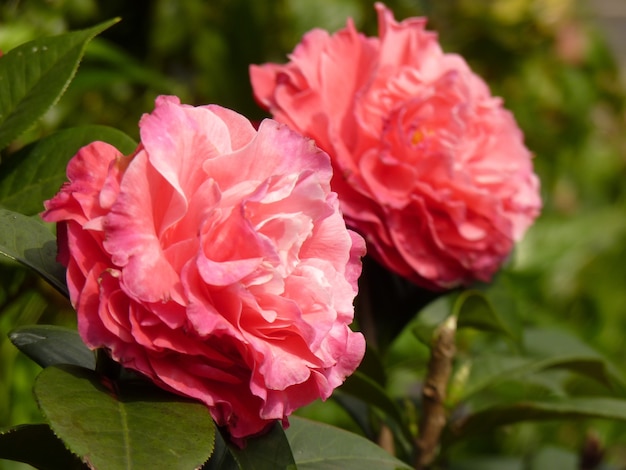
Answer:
[2,0,626,468]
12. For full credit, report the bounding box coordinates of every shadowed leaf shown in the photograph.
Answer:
[9,325,94,370]
[0,208,67,296]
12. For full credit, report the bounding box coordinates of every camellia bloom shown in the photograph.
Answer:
[250,3,541,289]
[42,96,366,440]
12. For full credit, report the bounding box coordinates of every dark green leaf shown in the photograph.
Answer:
[357,343,387,386]
[35,364,216,470]
[0,208,67,296]
[332,394,376,441]
[339,371,412,442]
[0,423,86,469]
[202,429,239,470]
[447,397,626,443]
[0,125,136,215]
[228,421,296,470]
[286,416,412,469]
[9,325,94,370]
[0,19,119,149]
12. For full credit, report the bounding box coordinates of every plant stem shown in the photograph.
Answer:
[414,315,457,469]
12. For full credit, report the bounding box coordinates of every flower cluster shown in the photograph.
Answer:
[42,2,542,444]
[251,3,541,289]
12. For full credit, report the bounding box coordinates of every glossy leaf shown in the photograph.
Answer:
[0,125,136,215]
[228,421,296,470]
[0,423,85,469]
[0,19,119,149]
[9,325,94,370]
[286,416,412,469]
[35,365,216,470]
[0,208,67,296]
[447,397,626,443]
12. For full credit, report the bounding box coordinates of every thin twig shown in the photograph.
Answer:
[415,315,457,469]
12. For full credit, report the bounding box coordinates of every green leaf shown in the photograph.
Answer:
[9,325,94,370]
[228,421,296,470]
[524,328,626,391]
[0,423,86,469]
[357,343,387,386]
[286,416,412,469]
[0,208,67,296]
[454,290,514,339]
[412,291,514,347]
[453,353,623,403]
[34,364,216,470]
[339,371,413,443]
[202,430,239,470]
[0,125,136,215]
[0,19,119,149]
[412,296,451,346]
[447,397,626,443]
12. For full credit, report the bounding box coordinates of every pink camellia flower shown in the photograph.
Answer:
[250,3,541,289]
[42,95,366,440]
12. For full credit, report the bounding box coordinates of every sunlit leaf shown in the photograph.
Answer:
[0,208,66,296]
[0,19,119,149]
[0,125,136,215]
[9,325,94,370]
[0,423,85,469]
[35,365,216,470]
[286,416,412,469]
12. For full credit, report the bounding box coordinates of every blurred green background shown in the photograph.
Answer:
[2,0,626,468]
